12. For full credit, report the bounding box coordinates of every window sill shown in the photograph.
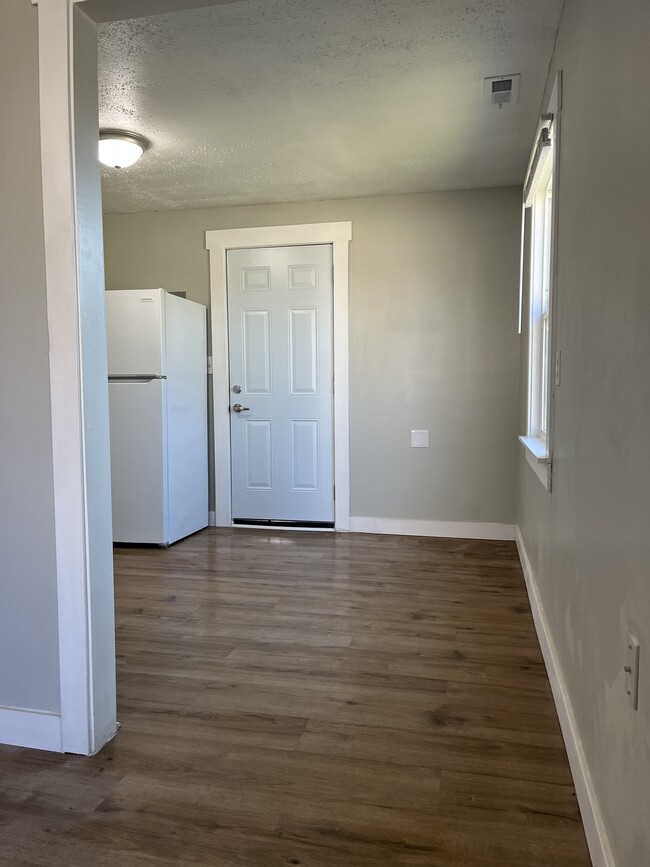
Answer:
[519,436,552,491]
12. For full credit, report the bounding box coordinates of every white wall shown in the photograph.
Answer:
[0,0,61,714]
[517,0,650,864]
[104,188,522,529]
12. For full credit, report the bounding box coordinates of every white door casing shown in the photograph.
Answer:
[206,222,351,531]
[32,0,117,755]
[228,245,334,523]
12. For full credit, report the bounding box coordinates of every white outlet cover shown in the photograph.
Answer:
[411,430,430,448]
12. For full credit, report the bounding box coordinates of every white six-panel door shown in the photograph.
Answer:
[227,244,334,524]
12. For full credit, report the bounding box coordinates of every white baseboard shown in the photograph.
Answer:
[515,527,614,867]
[349,517,515,541]
[0,706,62,752]
[208,511,216,527]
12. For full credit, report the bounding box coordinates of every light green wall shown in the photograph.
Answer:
[517,1,650,864]
[104,188,521,523]
[0,0,60,712]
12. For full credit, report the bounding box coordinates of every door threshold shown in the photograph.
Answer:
[231,519,335,532]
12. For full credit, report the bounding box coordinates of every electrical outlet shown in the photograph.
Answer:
[411,430,429,448]
[625,634,640,710]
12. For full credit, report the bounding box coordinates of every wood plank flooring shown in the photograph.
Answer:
[0,529,591,866]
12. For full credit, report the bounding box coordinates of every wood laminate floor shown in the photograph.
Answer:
[0,529,591,866]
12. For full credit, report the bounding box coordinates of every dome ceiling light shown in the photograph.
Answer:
[99,130,150,169]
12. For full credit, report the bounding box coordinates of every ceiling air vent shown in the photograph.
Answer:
[485,74,520,108]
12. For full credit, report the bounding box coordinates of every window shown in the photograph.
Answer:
[529,155,554,445]
[519,77,561,490]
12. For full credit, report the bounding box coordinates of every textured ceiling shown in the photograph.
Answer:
[98,0,564,213]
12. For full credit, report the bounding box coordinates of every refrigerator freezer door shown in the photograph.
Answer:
[109,378,168,544]
[105,289,166,376]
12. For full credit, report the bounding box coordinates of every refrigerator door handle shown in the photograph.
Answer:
[108,375,168,383]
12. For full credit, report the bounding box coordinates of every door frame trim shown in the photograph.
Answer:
[31,0,117,755]
[205,222,352,531]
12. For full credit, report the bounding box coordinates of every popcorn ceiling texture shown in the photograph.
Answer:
[98,0,563,212]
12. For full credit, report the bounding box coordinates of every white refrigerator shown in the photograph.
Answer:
[106,289,209,546]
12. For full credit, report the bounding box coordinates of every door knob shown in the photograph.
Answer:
[232,403,250,413]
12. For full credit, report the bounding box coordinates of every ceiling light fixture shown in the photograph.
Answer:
[99,130,150,169]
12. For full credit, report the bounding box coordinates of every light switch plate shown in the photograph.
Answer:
[411,430,429,448]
